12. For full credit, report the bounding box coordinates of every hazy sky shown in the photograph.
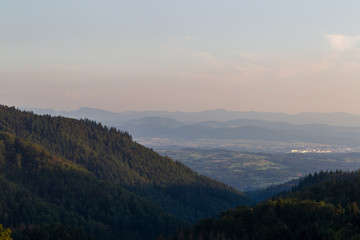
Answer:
[2,1,360,113]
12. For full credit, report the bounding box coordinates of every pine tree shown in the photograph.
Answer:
[0,224,12,240]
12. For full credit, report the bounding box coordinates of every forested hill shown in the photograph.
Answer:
[0,131,181,240]
[247,169,360,204]
[0,105,249,227]
[176,170,360,239]
[286,170,360,205]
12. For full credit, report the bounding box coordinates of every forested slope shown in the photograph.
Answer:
[176,170,360,239]
[0,131,182,239]
[286,170,360,206]
[0,104,249,238]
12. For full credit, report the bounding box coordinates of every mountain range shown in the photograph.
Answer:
[27,107,360,127]
[26,107,360,152]
[119,117,360,146]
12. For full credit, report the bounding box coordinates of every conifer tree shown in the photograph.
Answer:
[0,224,12,240]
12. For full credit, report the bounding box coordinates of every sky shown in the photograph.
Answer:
[1,0,360,114]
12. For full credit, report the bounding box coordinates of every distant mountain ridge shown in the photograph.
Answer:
[24,107,360,152]
[26,107,360,127]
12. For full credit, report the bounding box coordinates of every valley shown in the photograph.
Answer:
[156,148,360,191]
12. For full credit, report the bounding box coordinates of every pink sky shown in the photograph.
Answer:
[2,1,360,114]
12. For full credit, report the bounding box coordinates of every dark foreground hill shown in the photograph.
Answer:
[0,131,181,239]
[0,105,249,239]
[176,170,360,240]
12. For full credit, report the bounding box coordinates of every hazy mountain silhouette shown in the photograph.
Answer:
[27,107,360,127]
[25,107,360,150]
